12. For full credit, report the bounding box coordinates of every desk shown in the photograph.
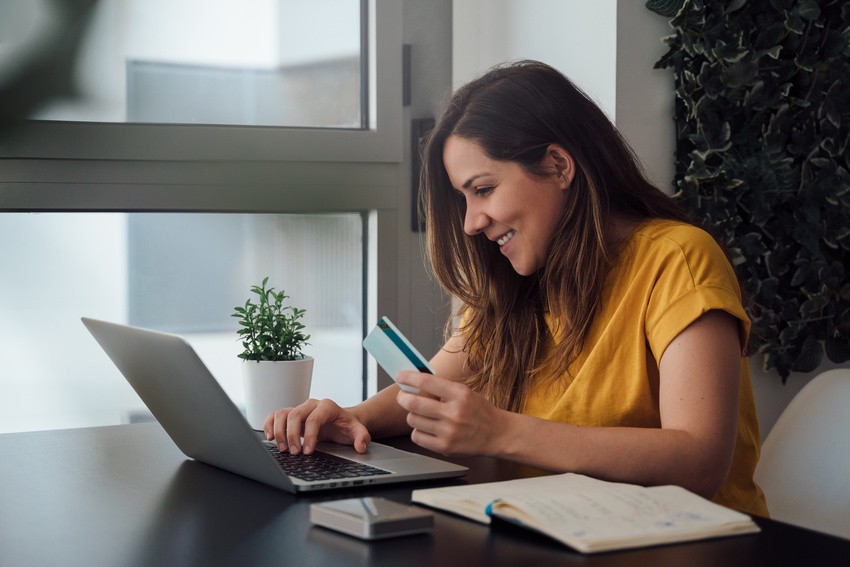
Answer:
[1,423,848,566]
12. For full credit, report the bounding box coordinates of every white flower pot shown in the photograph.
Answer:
[241,358,314,430]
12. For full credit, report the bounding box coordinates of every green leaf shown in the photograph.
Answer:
[843,26,850,57]
[838,308,850,335]
[791,263,814,287]
[800,295,828,319]
[725,0,747,14]
[723,61,759,88]
[737,232,767,259]
[790,335,823,372]
[825,334,850,363]
[645,0,686,18]
[797,0,820,21]
[785,11,804,34]
[764,45,782,59]
[753,23,787,50]
[769,0,793,11]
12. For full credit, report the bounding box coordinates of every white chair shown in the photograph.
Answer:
[754,368,850,540]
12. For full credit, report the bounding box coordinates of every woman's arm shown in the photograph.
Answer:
[395,310,741,499]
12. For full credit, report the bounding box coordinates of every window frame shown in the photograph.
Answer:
[0,0,402,164]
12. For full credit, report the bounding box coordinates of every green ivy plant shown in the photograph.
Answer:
[646,0,850,380]
[232,277,310,362]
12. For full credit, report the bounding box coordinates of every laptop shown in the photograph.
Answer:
[81,317,467,493]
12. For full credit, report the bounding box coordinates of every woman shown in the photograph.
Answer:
[265,60,768,516]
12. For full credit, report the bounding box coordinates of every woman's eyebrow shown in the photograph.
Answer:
[462,173,492,189]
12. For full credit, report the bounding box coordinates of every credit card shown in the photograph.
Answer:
[362,316,433,393]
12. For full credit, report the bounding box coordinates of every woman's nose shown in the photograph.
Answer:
[463,203,489,236]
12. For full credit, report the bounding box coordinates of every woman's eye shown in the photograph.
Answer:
[474,186,494,197]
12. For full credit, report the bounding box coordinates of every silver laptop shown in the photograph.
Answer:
[81,317,467,493]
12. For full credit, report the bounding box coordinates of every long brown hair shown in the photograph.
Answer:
[422,60,692,411]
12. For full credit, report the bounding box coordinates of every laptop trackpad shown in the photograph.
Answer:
[318,441,451,474]
[319,441,414,461]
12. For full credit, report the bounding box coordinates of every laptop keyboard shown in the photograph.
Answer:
[266,444,392,482]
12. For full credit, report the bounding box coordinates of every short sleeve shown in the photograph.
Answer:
[644,227,750,365]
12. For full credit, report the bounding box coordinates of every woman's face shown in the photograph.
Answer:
[442,135,571,276]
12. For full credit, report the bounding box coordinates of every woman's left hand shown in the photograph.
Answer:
[394,370,508,456]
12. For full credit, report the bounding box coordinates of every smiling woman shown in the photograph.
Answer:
[421,60,696,411]
[264,60,769,519]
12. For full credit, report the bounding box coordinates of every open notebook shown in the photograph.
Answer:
[412,473,760,553]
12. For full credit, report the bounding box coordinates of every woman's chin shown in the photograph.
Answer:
[509,261,537,277]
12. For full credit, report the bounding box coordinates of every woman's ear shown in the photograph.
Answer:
[545,144,575,190]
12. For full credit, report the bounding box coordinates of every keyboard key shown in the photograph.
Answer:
[266,445,391,482]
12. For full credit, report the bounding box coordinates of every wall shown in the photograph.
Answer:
[402,0,454,355]
[452,0,616,119]
[614,1,675,193]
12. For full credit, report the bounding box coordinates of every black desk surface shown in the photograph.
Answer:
[1,422,848,566]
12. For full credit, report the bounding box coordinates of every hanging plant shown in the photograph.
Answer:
[646,0,850,380]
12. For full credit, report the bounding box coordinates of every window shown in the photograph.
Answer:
[0,0,415,434]
[0,213,366,433]
[32,0,365,129]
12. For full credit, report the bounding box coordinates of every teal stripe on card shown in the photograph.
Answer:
[381,326,432,373]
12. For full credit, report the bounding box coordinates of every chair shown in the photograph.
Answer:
[754,368,850,540]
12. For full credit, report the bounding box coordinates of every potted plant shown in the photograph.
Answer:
[232,277,313,429]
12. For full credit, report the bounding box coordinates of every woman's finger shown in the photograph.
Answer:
[396,389,445,419]
[396,371,461,400]
[281,398,319,454]
[301,399,344,454]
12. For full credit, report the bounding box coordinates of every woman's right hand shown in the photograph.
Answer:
[263,398,371,456]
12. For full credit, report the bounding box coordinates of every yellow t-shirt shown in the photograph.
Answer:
[523,219,768,517]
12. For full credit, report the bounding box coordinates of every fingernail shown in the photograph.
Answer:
[278,442,287,452]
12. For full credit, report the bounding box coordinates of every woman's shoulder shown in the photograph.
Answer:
[623,218,738,288]
[622,219,735,278]
[631,218,721,256]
